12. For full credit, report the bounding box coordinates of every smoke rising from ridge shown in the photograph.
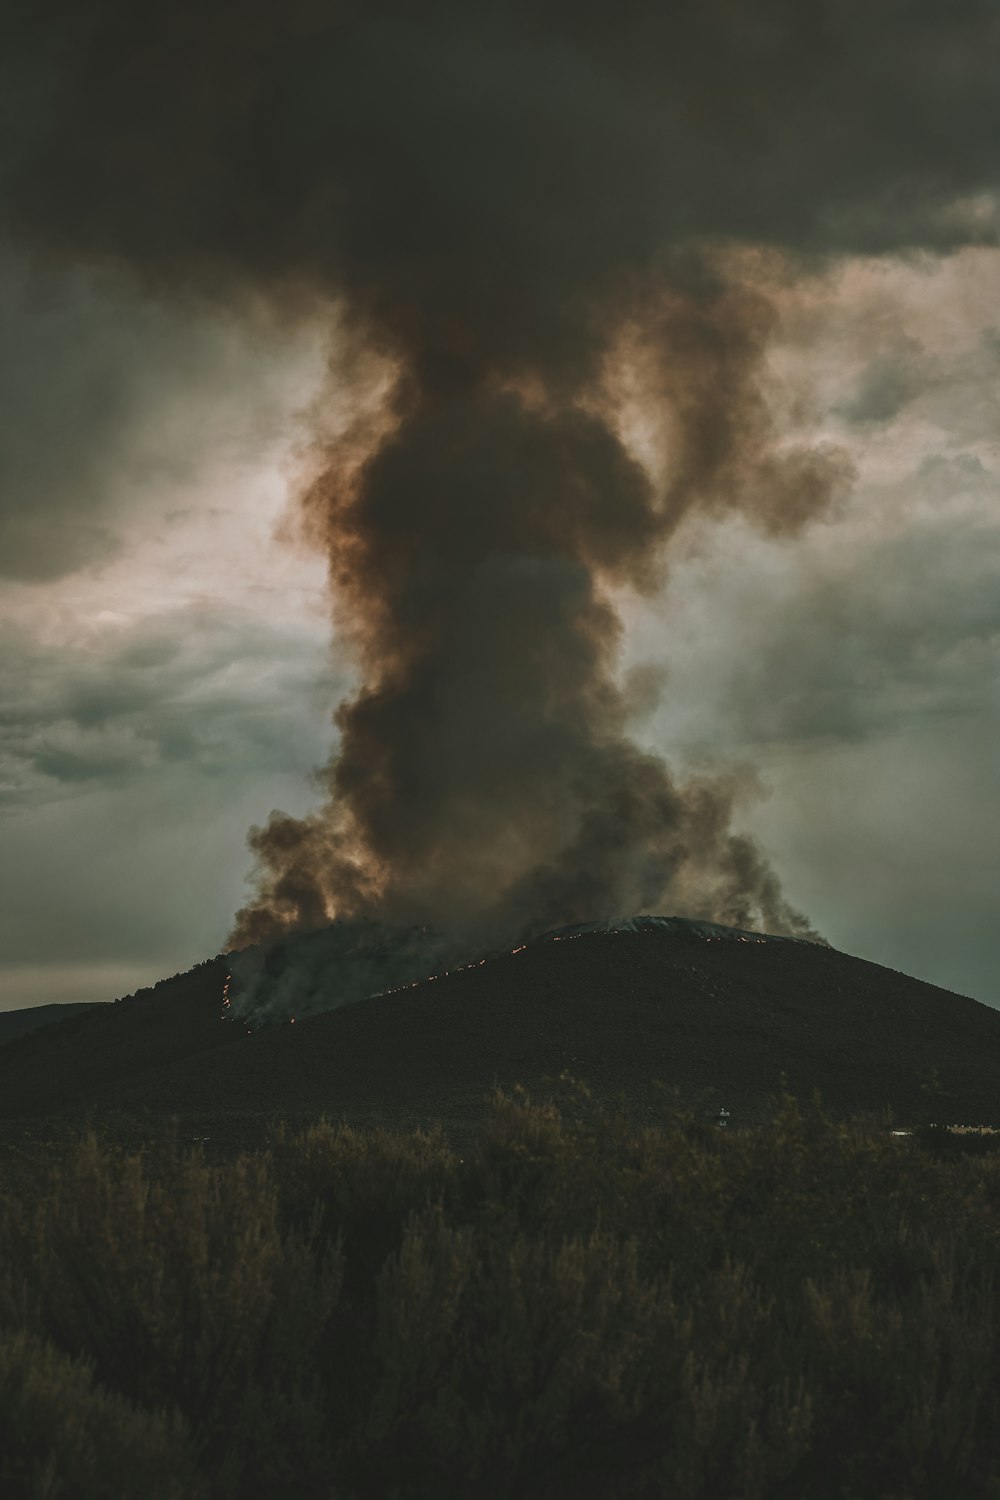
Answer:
[4,1,998,946]
[230,276,844,943]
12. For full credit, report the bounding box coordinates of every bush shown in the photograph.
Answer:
[1,1135,342,1500]
[3,1092,1000,1496]
[0,1327,204,1500]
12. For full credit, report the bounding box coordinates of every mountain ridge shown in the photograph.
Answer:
[0,1001,108,1047]
[0,918,997,1147]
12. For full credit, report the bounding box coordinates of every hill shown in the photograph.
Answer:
[0,1002,107,1047]
[0,919,998,1147]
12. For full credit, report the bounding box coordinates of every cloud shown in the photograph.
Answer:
[836,335,940,427]
[0,605,339,810]
[920,329,1000,447]
[829,323,1000,444]
[630,454,1000,762]
[0,771,319,992]
[0,599,340,1002]
[749,722,1000,1007]
[6,3,1000,286]
[724,519,1000,747]
[0,246,324,582]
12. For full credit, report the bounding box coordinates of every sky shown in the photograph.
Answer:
[1,4,998,1010]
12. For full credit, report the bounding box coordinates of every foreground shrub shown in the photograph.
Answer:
[269,1118,457,1296]
[3,1091,1000,1497]
[1,1136,342,1499]
[357,1216,815,1500]
[0,1327,203,1500]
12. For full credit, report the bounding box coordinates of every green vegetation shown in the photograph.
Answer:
[3,1088,1000,1498]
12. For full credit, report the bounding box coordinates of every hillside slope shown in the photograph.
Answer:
[0,924,997,1140]
[0,1002,107,1047]
[0,960,236,1120]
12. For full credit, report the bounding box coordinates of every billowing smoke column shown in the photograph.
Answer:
[5,1,998,950]
[234,289,842,944]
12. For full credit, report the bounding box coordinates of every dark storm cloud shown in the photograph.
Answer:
[0,609,338,807]
[0,605,336,1010]
[0,247,317,582]
[5,2,999,286]
[4,0,999,947]
[693,500,1000,750]
[0,252,137,579]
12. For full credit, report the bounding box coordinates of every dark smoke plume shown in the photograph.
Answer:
[4,1,997,947]
[229,272,845,942]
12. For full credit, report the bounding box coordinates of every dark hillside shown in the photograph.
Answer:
[0,1003,107,1047]
[0,960,236,1121]
[1,926,997,1142]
